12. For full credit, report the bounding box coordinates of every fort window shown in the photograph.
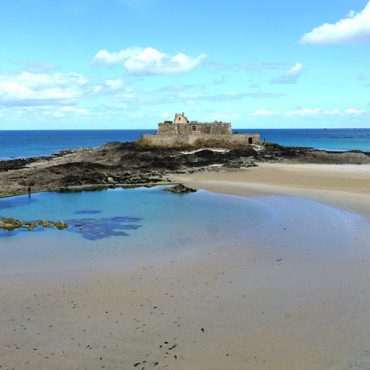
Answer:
[192,125,197,131]
[248,137,253,144]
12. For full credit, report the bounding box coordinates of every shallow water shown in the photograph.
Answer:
[0,187,369,277]
[0,187,270,275]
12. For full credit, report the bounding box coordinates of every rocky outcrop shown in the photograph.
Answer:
[0,141,369,198]
[261,143,370,164]
[163,184,197,194]
[0,217,68,231]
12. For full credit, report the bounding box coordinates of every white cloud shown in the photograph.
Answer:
[271,63,304,84]
[92,48,141,67]
[301,2,370,45]
[251,108,365,118]
[0,71,89,107]
[160,112,172,119]
[345,108,365,116]
[93,47,206,75]
[212,113,240,121]
[287,108,365,117]
[44,106,91,118]
[252,109,280,117]
[3,105,92,120]
[105,79,124,89]
[0,71,129,109]
[59,106,90,115]
[287,108,322,117]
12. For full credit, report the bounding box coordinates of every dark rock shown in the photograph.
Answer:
[163,184,197,194]
[0,217,68,232]
[0,140,370,198]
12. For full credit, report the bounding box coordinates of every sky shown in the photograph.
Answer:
[0,0,370,129]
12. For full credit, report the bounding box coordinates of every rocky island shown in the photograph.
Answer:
[0,140,369,199]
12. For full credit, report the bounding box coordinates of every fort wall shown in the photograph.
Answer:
[158,122,178,135]
[141,113,260,147]
[175,123,232,135]
[141,133,260,146]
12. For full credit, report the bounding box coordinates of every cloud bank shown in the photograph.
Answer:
[301,1,370,45]
[252,108,364,118]
[0,71,88,107]
[92,47,206,75]
[0,71,133,120]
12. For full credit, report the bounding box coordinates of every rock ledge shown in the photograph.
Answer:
[0,217,68,231]
[163,184,197,194]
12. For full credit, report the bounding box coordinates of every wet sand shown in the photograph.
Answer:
[173,163,370,218]
[1,168,370,369]
[2,223,370,370]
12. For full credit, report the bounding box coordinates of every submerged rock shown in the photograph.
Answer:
[163,184,197,194]
[66,216,142,240]
[0,214,141,240]
[0,217,68,232]
[0,217,23,231]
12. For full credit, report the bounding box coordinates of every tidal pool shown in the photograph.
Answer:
[0,186,369,277]
[0,187,271,275]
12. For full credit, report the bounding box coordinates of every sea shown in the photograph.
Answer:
[1,128,370,160]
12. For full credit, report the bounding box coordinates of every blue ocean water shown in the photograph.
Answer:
[0,129,156,160]
[254,128,370,152]
[1,128,370,160]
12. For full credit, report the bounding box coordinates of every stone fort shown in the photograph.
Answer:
[141,113,260,147]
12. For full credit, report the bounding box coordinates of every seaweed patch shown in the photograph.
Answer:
[0,215,142,241]
[66,216,142,240]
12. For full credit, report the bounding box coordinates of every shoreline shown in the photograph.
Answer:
[172,162,370,219]
[0,141,370,199]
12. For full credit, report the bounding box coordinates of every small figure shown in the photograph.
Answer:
[28,185,31,197]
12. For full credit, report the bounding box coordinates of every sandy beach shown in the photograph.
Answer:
[173,163,370,218]
[1,164,370,369]
[2,0,370,368]
[2,219,370,370]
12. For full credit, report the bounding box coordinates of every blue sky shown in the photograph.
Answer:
[0,0,369,129]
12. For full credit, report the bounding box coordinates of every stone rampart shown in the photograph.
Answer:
[158,123,178,135]
[140,133,260,147]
